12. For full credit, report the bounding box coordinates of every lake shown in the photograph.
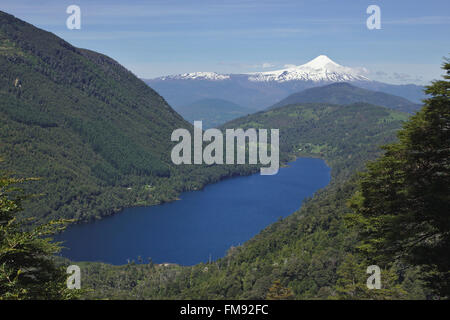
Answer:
[56,158,330,266]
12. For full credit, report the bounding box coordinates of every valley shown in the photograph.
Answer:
[1,5,448,302]
[79,101,421,299]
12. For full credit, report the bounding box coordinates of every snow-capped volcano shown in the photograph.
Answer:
[247,55,369,82]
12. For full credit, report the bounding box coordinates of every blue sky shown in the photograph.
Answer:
[1,0,449,84]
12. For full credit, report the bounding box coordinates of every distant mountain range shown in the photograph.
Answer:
[176,98,253,128]
[270,83,421,113]
[144,55,426,110]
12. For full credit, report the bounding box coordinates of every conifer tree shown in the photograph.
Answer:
[0,173,78,299]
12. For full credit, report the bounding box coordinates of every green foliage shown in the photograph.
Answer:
[270,82,421,113]
[266,280,294,300]
[0,173,79,299]
[348,58,450,298]
[334,254,408,300]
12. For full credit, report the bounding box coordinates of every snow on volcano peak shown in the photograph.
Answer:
[247,55,369,83]
[303,55,339,68]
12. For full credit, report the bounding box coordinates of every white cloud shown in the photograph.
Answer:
[261,62,275,68]
[366,68,430,85]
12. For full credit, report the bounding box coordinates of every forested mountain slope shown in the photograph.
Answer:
[0,11,244,224]
[225,102,409,180]
[270,83,421,113]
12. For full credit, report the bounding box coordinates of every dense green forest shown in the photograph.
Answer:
[270,82,421,113]
[0,175,82,299]
[347,59,450,298]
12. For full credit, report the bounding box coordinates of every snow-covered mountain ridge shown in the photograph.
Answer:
[155,55,369,83]
[158,71,230,81]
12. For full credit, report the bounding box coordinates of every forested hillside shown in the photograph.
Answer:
[270,83,421,113]
[348,60,450,298]
[225,102,409,180]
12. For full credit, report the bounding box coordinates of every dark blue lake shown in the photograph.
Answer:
[56,158,330,266]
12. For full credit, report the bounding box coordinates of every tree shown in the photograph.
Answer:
[266,279,294,300]
[334,254,407,300]
[348,58,450,298]
[0,174,78,299]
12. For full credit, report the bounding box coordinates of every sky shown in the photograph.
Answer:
[1,0,449,84]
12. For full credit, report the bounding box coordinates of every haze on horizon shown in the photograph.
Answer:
[1,0,449,85]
